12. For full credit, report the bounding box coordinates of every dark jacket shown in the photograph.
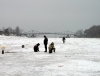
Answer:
[34,43,40,52]
[44,37,48,45]
[62,37,65,41]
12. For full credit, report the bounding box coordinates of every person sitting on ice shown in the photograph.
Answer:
[48,42,56,53]
[34,43,40,52]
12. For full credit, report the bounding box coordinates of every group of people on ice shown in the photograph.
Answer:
[33,35,66,53]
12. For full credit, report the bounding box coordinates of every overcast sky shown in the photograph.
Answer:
[0,0,100,32]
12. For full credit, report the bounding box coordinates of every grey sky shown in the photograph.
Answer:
[0,0,100,32]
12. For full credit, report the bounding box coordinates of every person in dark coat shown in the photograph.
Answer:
[34,43,40,52]
[62,37,66,43]
[44,35,48,52]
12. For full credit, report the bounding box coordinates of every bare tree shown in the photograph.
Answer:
[15,26,21,36]
[7,27,13,35]
[75,29,84,37]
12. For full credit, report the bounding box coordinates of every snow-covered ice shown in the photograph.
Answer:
[0,35,100,76]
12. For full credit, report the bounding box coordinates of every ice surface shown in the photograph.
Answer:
[0,35,100,76]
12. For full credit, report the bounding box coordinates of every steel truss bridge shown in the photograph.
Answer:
[21,30,75,37]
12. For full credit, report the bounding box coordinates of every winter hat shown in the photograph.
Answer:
[44,35,46,37]
[37,43,40,45]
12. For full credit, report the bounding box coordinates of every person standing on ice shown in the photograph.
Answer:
[34,43,40,52]
[48,42,55,53]
[62,37,66,43]
[44,35,48,52]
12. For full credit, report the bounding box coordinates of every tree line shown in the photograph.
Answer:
[75,25,100,38]
[0,25,100,38]
[0,26,22,36]
[84,25,100,38]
